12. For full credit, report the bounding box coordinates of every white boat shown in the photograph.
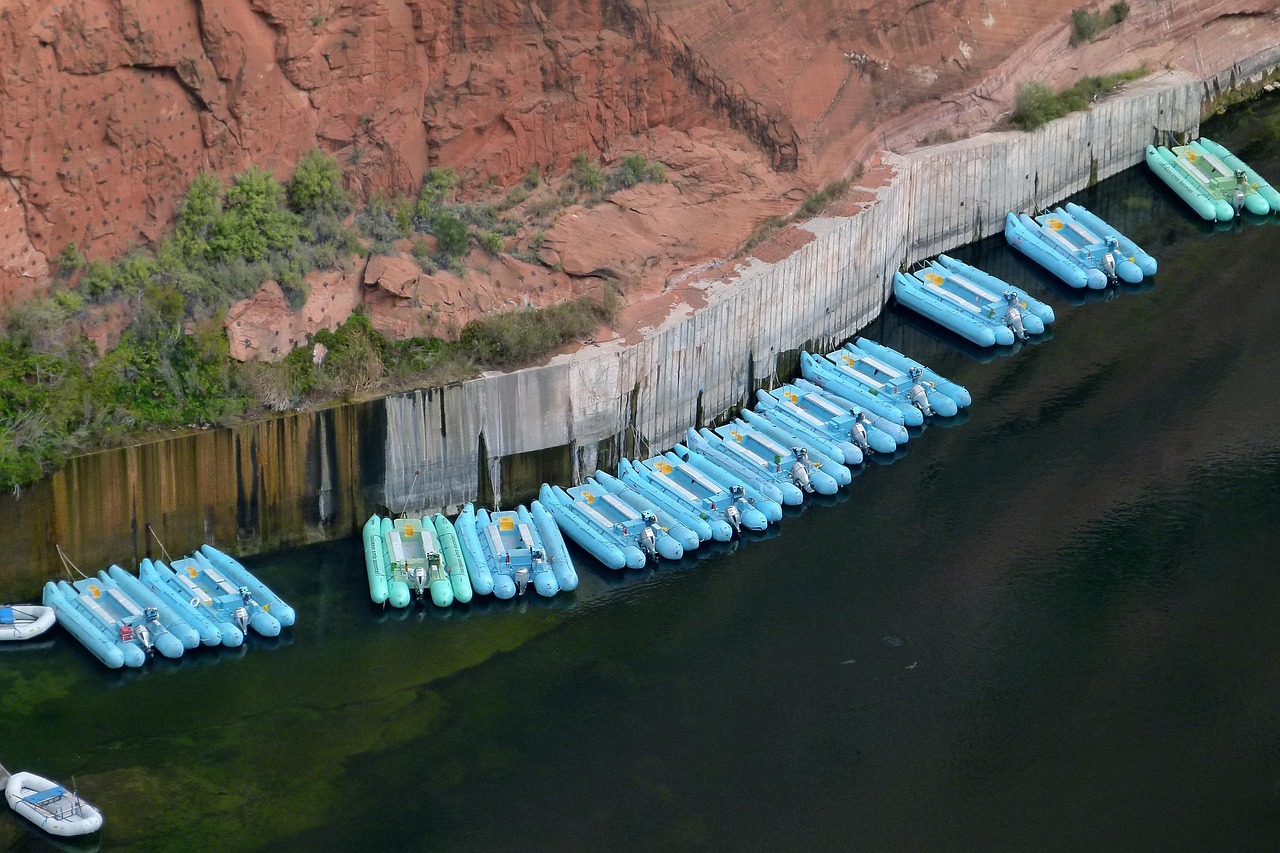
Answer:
[5,771,104,837]
[0,604,56,642]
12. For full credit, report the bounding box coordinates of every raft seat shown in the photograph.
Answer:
[202,566,239,595]
[1176,155,1214,185]
[746,430,788,457]
[946,273,1000,304]
[23,786,66,805]
[1196,146,1235,178]
[725,440,769,467]
[174,571,212,604]
[853,354,904,379]
[600,493,639,519]
[803,393,843,417]
[652,470,701,504]
[1063,218,1101,244]
[485,524,507,560]
[517,523,537,552]
[107,587,142,617]
[782,401,826,428]
[925,280,985,314]
[78,594,116,626]
[576,499,617,529]
[0,606,13,625]
[1038,222,1082,255]
[385,530,407,565]
[677,463,722,495]
[836,358,889,389]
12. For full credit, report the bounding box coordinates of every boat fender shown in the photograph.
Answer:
[1002,292,1028,341]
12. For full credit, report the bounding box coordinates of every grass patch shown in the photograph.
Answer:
[458,290,618,368]
[1010,67,1148,130]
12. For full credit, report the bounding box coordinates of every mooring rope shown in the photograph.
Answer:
[392,468,422,518]
[146,523,175,565]
[54,544,89,581]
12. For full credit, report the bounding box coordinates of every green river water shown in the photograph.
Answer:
[3,94,1280,851]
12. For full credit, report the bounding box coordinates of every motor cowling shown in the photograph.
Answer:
[639,524,658,558]
[791,460,814,492]
[725,502,742,533]
[850,419,871,452]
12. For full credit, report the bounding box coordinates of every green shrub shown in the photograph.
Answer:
[432,213,469,257]
[416,167,459,221]
[479,232,504,255]
[208,167,303,263]
[799,179,850,218]
[52,242,86,277]
[1011,83,1066,130]
[570,153,606,194]
[1011,68,1146,130]
[523,165,541,189]
[287,149,350,217]
[459,294,614,368]
[1070,2,1130,46]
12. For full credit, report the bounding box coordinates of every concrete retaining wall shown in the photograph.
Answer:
[382,70,1218,513]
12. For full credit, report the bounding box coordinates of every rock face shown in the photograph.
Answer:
[1,0,1276,333]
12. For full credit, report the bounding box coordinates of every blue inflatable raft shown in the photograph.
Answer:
[591,470,702,551]
[540,480,683,569]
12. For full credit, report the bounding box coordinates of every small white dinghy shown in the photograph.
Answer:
[0,604,56,642]
[5,771,104,837]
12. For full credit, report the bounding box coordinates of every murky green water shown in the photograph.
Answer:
[5,94,1280,851]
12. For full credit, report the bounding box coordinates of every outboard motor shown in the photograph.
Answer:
[638,511,659,560]
[1002,291,1028,341]
[409,564,427,598]
[907,367,935,417]
[790,446,815,493]
[850,411,872,453]
[1101,237,1120,284]
[725,485,748,534]
[1233,169,1247,217]
[724,502,742,534]
[233,605,250,635]
[134,622,154,654]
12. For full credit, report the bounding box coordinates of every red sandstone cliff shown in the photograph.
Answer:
[1,0,1276,346]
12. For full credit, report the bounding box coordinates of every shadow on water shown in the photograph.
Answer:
[9,818,103,853]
